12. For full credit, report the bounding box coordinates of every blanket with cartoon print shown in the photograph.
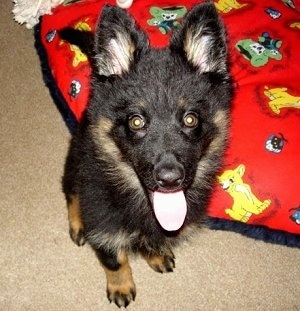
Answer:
[35,0,300,247]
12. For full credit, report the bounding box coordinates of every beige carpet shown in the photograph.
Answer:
[1,1,299,310]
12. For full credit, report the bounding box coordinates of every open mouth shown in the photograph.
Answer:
[221,184,229,191]
[150,189,187,232]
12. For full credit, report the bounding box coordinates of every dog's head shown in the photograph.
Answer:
[64,3,233,232]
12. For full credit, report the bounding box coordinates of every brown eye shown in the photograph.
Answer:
[128,115,145,130]
[183,112,198,128]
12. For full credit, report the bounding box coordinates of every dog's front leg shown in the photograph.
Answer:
[95,247,136,307]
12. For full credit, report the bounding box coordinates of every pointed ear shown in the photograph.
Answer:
[94,5,149,76]
[236,164,246,177]
[170,2,228,74]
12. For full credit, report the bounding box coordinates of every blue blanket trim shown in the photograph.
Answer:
[34,19,78,134]
[207,217,300,248]
[33,19,299,248]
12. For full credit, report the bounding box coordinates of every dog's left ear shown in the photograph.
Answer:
[94,5,149,76]
[170,2,228,74]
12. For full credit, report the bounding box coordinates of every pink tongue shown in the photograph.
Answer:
[153,190,187,231]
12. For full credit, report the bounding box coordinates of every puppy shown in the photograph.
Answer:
[61,2,232,307]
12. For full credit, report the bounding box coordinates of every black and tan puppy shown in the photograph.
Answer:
[61,2,232,307]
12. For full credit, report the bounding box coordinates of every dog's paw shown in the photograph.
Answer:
[69,227,86,246]
[107,280,136,308]
[143,250,176,273]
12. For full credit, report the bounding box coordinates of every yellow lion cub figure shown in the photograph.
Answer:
[217,164,271,223]
[264,86,300,114]
[214,0,247,13]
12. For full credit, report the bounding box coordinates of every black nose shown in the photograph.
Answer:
[155,168,184,189]
[153,154,185,190]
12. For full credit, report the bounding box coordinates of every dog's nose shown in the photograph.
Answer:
[155,168,184,189]
[153,153,185,190]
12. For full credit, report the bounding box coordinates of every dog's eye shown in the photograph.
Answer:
[128,115,145,131]
[183,112,199,128]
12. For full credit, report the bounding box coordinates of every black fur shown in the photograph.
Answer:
[62,2,233,307]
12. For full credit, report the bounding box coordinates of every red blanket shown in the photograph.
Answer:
[36,0,300,246]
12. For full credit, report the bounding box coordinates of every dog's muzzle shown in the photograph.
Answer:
[151,153,187,232]
[153,153,185,192]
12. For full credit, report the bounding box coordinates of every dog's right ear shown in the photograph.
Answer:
[93,5,149,76]
[59,28,94,59]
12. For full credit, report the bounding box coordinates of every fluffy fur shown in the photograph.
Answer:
[61,2,233,307]
[12,0,133,28]
[13,0,64,29]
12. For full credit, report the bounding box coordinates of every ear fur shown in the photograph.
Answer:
[94,5,149,76]
[171,2,228,74]
[59,28,94,59]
